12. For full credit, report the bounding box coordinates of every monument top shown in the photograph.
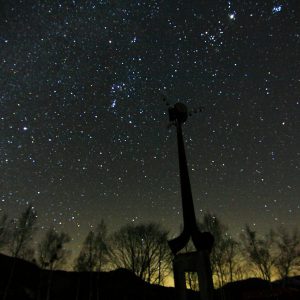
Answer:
[168,102,188,124]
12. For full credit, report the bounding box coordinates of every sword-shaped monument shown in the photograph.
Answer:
[166,101,214,300]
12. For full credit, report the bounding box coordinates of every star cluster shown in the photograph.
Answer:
[1,1,299,244]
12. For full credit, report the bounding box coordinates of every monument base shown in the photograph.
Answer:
[173,251,214,300]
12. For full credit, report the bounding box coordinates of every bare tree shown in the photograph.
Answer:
[74,220,109,272]
[240,225,275,281]
[75,231,96,271]
[9,204,37,259]
[3,206,37,300]
[198,213,241,287]
[222,237,241,283]
[155,234,172,285]
[274,226,300,278]
[109,223,171,284]
[0,213,9,251]
[38,227,70,270]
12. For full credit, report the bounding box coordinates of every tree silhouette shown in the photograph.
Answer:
[3,205,37,300]
[1,203,300,290]
[74,220,108,272]
[240,225,275,281]
[9,204,37,259]
[38,227,70,270]
[198,213,241,287]
[109,223,171,284]
[222,237,242,283]
[199,213,226,286]
[274,226,300,278]
[0,213,9,250]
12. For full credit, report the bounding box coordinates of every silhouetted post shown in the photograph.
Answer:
[166,102,214,300]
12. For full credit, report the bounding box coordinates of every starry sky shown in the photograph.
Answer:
[1,0,299,248]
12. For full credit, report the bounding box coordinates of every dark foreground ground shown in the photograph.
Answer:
[0,253,299,300]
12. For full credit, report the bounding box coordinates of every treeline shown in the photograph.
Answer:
[0,205,300,288]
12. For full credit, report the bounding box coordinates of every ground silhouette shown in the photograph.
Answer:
[0,253,299,300]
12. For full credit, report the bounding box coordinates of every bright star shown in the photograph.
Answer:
[111,99,117,108]
[228,12,236,20]
[272,5,282,14]
[131,36,137,43]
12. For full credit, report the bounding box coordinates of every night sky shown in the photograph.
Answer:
[1,0,299,250]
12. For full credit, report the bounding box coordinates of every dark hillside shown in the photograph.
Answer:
[1,254,299,300]
[0,254,195,300]
[217,277,300,300]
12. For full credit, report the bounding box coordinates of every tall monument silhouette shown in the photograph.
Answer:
[166,101,214,300]
[167,102,214,254]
